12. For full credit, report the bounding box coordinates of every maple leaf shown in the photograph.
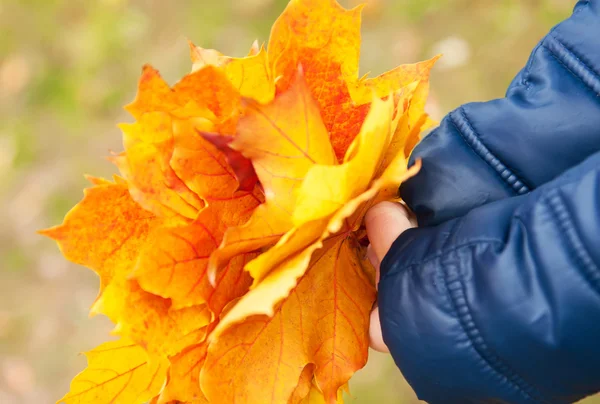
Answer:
[58,339,168,404]
[39,179,154,295]
[112,66,265,316]
[40,179,212,357]
[201,237,372,403]
[41,0,438,403]
[208,69,337,283]
[268,0,437,161]
[189,41,275,105]
[132,210,259,313]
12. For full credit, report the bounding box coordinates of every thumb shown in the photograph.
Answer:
[365,202,416,353]
[365,201,415,269]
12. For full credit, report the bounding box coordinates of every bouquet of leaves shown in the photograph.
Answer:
[41,0,437,402]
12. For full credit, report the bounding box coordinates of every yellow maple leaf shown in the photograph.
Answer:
[208,70,337,282]
[58,339,168,404]
[41,0,438,403]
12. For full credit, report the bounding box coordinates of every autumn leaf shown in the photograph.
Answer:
[299,381,345,404]
[288,365,315,404]
[291,95,398,224]
[92,278,211,356]
[132,202,259,313]
[202,237,374,403]
[350,56,441,156]
[58,339,168,404]
[207,69,336,282]
[198,132,259,192]
[120,65,243,214]
[118,64,265,315]
[43,0,438,403]
[157,343,209,404]
[291,373,347,404]
[116,112,204,222]
[239,92,412,285]
[38,180,155,295]
[268,0,437,161]
[190,41,275,105]
[234,68,337,213]
[268,0,362,93]
[40,178,212,356]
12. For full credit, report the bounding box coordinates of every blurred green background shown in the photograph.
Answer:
[1,0,598,403]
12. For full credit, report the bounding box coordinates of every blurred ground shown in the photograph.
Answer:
[1,0,598,403]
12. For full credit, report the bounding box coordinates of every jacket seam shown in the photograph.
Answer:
[387,159,598,274]
[441,259,548,403]
[543,35,600,97]
[549,32,600,80]
[449,109,531,195]
[522,0,588,89]
[521,41,544,89]
[442,216,463,250]
[544,190,600,297]
[383,238,504,276]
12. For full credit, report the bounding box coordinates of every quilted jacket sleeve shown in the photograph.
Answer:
[379,2,600,403]
[400,0,600,227]
[379,151,600,404]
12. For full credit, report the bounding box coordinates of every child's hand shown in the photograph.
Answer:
[362,153,600,404]
[359,0,600,402]
[365,202,415,353]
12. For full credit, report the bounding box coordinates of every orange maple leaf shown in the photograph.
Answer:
[41,0,438,403]
[268,0,437,161]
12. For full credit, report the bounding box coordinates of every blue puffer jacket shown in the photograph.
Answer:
[379,1,600,403]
